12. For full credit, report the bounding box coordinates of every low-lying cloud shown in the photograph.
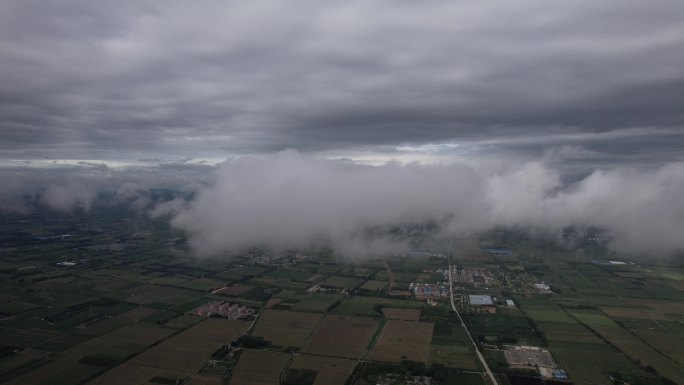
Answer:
[40,178,99,212]
[0,162,212,214]
[167,150,684,258]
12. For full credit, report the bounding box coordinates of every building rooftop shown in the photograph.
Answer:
[469,294,494,305]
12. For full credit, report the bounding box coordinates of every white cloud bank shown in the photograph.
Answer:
[167,150,684,258]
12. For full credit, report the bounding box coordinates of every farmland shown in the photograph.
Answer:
[330,296,425,317]
[430,321,480,370]
[229,350,290,385]
[0,211,683,385]
[215,283,256,297]
[127,318,249,373]
[568,308,684,384]
[303,315,379,359]
[382,308,421,321]
[360,279,388,291]
[319,275,366,290]
[87,363,188,385]
[290,356,358,385]
[371,320,434,363]
[252,309,322,348]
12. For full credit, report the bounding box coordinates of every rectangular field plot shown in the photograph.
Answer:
[430,320,479,370]
[336,267,378,278]
[225,265,272,278]
[176,277,229,291]
[129,318,249,373]
[330,296,424,317]
[186,374,221,385]
[319,275,365,289]
[631,327,684,366]
[292,293,344,312]
[600,306,670,321]
[215,283,257,297]
[115,306,160,321]
[253,309,322,348]
[290,356,357,385]
[63,322,175,359]
[248,277,310,290]
[464,312,545,346]
[641,299,684,315]
[429,344,479,370]
[536,321,604,344]
[370,320,433,363]
[87,363,188,385]
[229,350,290,385]
[568,308,684,384]
[303,315,379,359]
[122,285,204,306]
[524,309,572,323]
[382,308,421,321]
[441,372,486,385]
[3,356,104,385]
[548,341,641,385]
[268,268,316,282]
[360,280,388,291]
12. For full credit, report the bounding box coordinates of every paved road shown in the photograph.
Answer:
[446,242,499,385]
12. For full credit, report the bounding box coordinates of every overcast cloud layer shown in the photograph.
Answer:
[2,1,684,258]
[2,0,684,163]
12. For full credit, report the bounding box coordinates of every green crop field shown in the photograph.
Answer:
[331,296,425,317]
[293,293,344,312]
[252,309,323,348]
[319,275,365,289]
[1,212,682,385]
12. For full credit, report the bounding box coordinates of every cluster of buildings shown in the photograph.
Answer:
[484,247,512,255]
[37,234,73,240]
[158,236,184,245]
[129,232,149,240]
[244,253,295,267]
[592,260,627,266]
[56,258,90,267]
[189,301,255,320]
[403,375,432,385]
[533,283,551,293]
[503,345,567,380]
[409,283,449,299]
[452,267,493,287]
[86,242,133,251]
[421,268,446,276]
[465,295,515,313]
[468,294,494,306]
[375,374,432,385]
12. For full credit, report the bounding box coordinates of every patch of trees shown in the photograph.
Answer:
[282,368,318,385]
[609,369,677,385]
[148,377,182,385]
[231,335,271,349]
[79,354,121,367]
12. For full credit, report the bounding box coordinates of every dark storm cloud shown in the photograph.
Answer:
[2,0,684,161]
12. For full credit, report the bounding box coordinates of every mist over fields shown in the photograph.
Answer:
[167,151,684,258]
[2,151,683,259]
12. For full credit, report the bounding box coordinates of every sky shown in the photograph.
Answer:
[2,1,684,257]
[2,0,684,165]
